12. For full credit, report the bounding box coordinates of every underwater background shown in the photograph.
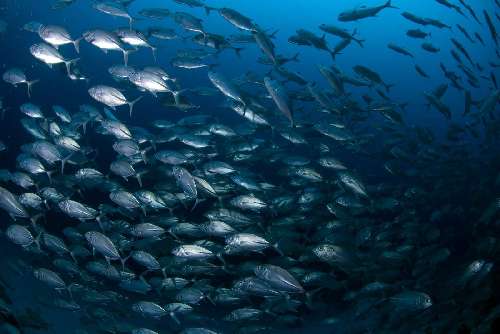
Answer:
[0,0,499,333]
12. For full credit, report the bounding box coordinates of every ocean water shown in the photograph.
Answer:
[0,0,499,333]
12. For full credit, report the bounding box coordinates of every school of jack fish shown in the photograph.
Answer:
[0,0,499,333]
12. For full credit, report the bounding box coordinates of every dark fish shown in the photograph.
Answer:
[406,29,431,39]
[295,29,329,51]
[421,42,440,53]
[192,33,243,57]
[450,49,463,65]
[440,63,464,90]
[338,0,398,22]
[424,92,452,119]
[264,76,294,126]
[401,12,429,25]
[353,65,393,91]
[491,72,498,90]
[330,38,352,59]
[456,24,475,44]
[464,90,472,115]
[219,7,257,32]
[319,24,365,47]
[433,83,448,99]
[450,38,474,66]
[388,43,414,58]
[415,64,429,78]
[426,17,451,29]
[457,0,481,24]
[174,0,215,16]
[435,0,465,16]
[483,10,498,47]
[474,32,485,46]
[253,29,277,64]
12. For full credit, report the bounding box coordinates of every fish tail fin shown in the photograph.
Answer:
[66,284,75,300]
[136,170,147,188]
[30,213,43,227]
[233,47,244,58]
[46,170,54,184]
[291,52,300,62]
[64,58,80,76]
[356,38,365,47]
[120,256,129,272]
[170,312,181,326]
[269,29,279,38]
[73,37,83,53]
[123,48,136,66]
[329,50,337,60]
[204,6,215,15]
[26,79,39,98]
[172,89,187,106]
[128,96,143,117]
[69,251,78,264]
[272,242,284,256]
[386,0,398,8]
[61,152,74,175]
[150,46,157,62]
[140,149,149,165]
[191,198,201,212]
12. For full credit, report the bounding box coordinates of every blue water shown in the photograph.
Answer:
[0,0,499,333]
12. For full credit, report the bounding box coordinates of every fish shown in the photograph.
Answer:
[353,65,393,91]
[401,12,451,28]
[129,70,182,103]
[406,29,431,39]
[264,76,294,126]
[0,186,30,220]
[338,1,398,22]
[219,8,257,32]
[83,29,135,66]
[30,43,79,76]
[389,291,433,310]
[457,0,481,24]
[173,12,206,36]
[115,28,157,61]
[456,24,475,44]
[415,64,430,78]
[175,0,215,16]
[2,68,39,97]
[451,38,474,66]
[253,29,277,64]
[88,85,142,117]
[38,25,82,53]
[483,10,498,47]
[139,8,171,19]
[388,43,414,58]
[192,33,243,57]
[148,28,178,40]
[93,1,133,28]
[435,0,464,16]
[0,1,499,334]
[208,71,246,106]
[421,42,440,53]
[319,24,365,47]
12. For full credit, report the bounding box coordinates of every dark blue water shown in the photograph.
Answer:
[0,0,499,333]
